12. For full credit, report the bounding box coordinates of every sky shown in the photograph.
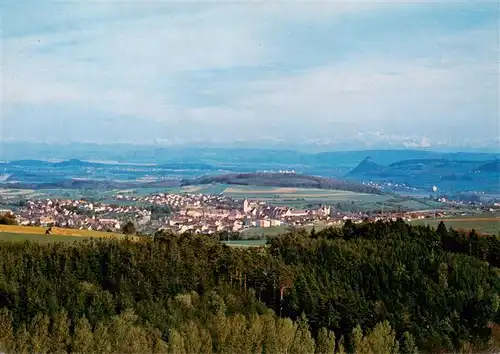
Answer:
[2,0,499,150]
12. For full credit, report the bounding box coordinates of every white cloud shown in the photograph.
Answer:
[403,136,432,148]
[2,1,498,148]
[2,4,270,121]
[233,56,496,125]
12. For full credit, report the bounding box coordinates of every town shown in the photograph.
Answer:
[4,189,496,237]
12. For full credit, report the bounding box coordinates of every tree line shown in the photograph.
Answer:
[0,220,498,353]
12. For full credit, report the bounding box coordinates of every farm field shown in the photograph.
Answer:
[183,184,230,195]
[397,199,435,210]
[162,184,230,195]
[0,232,96,243]
[0,188,40,199]
[0,225,131,242]
[222,186,390,203]
[219,185,436,211]
[240,226,290,238]
[410,216,499,235]
[221,239,268,247]
[219,185,469,213]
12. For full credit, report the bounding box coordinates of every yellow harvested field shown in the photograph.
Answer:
[0,189,35,196]
[224,187,299,194]
[279,193,353,198]
[181,186,205,193]
[116,189,136,194]
[0,225,129,239]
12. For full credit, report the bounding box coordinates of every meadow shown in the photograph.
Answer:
[221,185,391,205]
[218,185,438,212]
[410,216,499,235]
[167,184,230,195]
[0,232,96,243]
[0,188,40,199]
[121,184,232,196]
[0,225,131,242]
[240,226,290,238]
[221,239,268,247]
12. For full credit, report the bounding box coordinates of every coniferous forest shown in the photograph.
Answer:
[0,220,499,353]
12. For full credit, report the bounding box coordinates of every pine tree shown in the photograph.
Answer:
[15,324,31,354]
[168,329,187,354]
[50,310,71,353]
[93,322,112,353]
[436,221,448,239]
[212,313,230,353]
[225,314,248,354]
[337,336,346,354]
[262,313,280,353]
[352,324,365,353]
[180,321,203,354]
[290,313,315,354]
[29,313,51,353]
[353,321,399,354]
[276,317,297,354]
[198,325,213,354]
[248,315,264,353]
[71,316,94,353]
[0,308,14,353]
[316,327,336,354]
[146,325,169,354]
[400,331,418,354]
[106,309,157,353]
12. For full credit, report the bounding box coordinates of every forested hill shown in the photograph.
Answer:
[346,157,500,192]
[183,172,381,194]
[0,220,499,353]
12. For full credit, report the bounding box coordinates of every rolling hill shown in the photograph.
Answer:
[346,158,500,193]
[182,172,382,194]
[476,160,500,173]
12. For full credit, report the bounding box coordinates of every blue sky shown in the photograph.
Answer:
[2,0,499,150]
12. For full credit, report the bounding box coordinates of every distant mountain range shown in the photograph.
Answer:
[2,142,498,167]
[1,148,499,195]
[2,159,108,168]
[476,160,500,173]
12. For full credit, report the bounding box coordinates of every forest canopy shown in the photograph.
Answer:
[0,220,499,353]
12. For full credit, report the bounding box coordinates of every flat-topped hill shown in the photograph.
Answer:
[182,172,381,194]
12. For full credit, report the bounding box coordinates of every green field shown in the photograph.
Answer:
[221,186,392,209]
[221,239,268,247]
[162,184,230,195]
[221,186,388,200]
[0,188,40,199]
[410,217,499,235]
[398,199,434,210]
[0,232,97,243]
[218,185,442,212]
[240,226,290,238]
[0,225,134,245]
[194,184,231,195]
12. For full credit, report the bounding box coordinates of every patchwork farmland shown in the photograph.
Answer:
[221,186,390,202]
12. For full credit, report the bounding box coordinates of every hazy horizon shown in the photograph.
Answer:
[2,1,499,150]
[1,140,499,164]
